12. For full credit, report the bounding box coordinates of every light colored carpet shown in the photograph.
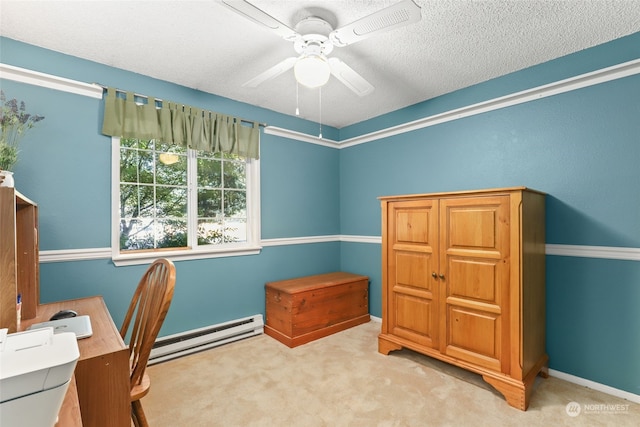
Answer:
[143,321,638,426]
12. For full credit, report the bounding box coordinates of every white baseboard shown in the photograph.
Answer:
[548,369,640,404]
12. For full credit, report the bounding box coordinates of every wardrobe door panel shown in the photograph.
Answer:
[440,195,509,370]
[387,199,439,349]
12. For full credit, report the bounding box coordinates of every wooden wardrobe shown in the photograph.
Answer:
[378,187,547,410]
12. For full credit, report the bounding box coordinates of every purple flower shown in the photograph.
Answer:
[0,90,45,170]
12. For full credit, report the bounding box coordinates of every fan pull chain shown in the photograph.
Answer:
[295,82,300,116]
[318,86,322,139]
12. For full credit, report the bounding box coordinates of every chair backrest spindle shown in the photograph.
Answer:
[120,258,176,389]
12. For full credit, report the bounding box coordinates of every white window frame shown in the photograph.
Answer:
[110,137,261,266]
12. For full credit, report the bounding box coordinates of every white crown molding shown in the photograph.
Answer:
[0,63,103,99]
[264,126,340,148]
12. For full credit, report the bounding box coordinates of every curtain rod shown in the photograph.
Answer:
[93,83,267,127]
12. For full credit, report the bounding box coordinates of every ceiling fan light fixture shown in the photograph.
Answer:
[294,54,331,88]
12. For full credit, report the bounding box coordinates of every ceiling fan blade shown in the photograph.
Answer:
[328,58,374,97]
[242,57,298,88]
[329,0,421,47]
[222,0,299,41]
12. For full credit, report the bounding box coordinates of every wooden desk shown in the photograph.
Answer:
[20,296,130,427]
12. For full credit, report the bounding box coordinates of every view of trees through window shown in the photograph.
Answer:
[119,138,248,251]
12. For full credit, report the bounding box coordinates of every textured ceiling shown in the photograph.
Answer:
[1,1,639,128]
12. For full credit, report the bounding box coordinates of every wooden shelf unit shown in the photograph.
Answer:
[0,187,39,332]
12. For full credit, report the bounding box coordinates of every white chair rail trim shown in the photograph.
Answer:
[39,240,640,263]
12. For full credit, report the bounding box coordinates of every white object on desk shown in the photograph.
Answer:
[27,315,93,339]
[0,327,79,427]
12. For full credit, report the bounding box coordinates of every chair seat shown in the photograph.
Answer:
[131,372,151,401]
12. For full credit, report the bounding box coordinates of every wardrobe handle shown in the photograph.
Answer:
[439,274,445,280]
[432,272,438,278]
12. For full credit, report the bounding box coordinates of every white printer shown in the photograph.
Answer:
[0,327,80,427]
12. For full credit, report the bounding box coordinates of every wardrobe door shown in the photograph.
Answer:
[439,195,510,372]
[386,198,439,349]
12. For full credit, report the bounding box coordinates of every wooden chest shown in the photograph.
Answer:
[265,272,370,348]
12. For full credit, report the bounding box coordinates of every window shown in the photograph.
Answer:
[111,137,260,266]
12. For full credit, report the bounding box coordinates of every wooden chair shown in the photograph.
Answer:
[120,258,176,427]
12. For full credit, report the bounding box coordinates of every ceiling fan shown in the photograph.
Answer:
[222,0,422,96]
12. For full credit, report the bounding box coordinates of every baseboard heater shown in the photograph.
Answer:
[149,314,264,365]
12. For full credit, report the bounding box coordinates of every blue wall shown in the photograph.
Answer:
[2,32,639,397]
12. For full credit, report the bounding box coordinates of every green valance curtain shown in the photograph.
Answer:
[101,87,260,159]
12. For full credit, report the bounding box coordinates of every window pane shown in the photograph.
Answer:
[197,218,246,244]
[224,190,246,217]
[156,154,187,185]
[155,219,188,248]
[138,139,155,150]
[120,184,155,218]
[223,159,246,189]
[198,189,221,218]
[225,217,247,243]
[197,219,224,244]
[154,140,178,152]
[120,148,154,184]
[197,156,222,187]
[120,184,138,218]
[199,150,220,160]
[119,148,139,183]
[120,218,154,250]
[156,187,188,217]
[120,138,139,149]
[119,218,189,250]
